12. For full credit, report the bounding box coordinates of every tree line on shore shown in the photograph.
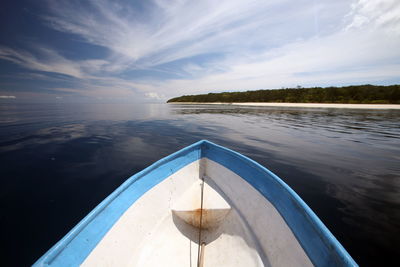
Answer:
[167,85,400,104]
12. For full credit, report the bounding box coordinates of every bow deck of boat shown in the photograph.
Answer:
[34,140,357,267]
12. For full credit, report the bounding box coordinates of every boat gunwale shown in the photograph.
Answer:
[202,141,357,266]
[33,140,204,266]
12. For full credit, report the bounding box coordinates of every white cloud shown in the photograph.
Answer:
[145,92,162,100]
[0,46,84,78]
[0,95,16,99]
[45,0,342,68]
[0,0,399,100]
[129,0,400,97]
[345,0,400,33]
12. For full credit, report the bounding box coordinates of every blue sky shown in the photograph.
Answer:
[0,0,399,102]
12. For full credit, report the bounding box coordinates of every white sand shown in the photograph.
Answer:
[169,102,400,109]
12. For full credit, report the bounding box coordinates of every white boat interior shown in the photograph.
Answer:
[81,158,313,267]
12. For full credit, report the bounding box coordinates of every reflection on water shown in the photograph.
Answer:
[0,103,399,266]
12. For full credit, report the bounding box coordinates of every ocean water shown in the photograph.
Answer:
[1,102,399,266]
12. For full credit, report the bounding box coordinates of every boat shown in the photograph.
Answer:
[34,140,357,266]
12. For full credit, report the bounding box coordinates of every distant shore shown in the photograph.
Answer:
[168,102,400,109]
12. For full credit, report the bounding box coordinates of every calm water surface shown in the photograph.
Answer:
[1,103,399,266]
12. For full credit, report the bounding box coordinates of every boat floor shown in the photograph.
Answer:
[81,159,312,267]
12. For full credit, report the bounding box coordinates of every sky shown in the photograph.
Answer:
[0,0,399,102]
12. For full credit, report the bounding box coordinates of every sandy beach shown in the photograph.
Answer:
[169,102,400,109]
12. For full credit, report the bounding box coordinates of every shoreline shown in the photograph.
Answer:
[168,102,400,109]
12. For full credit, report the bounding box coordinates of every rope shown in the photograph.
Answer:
[197,176,205,267]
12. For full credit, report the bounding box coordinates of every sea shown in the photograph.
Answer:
[1,102,399,266]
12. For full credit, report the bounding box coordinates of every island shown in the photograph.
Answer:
[167,85,400,104]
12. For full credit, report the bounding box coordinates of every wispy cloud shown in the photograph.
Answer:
[44,0,293,67]
[0,46,98,78]
[0,0,399,101]
[345,0,400,33]
[0,95,16,99]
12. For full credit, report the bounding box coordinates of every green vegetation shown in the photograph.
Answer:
[167,85,400,104]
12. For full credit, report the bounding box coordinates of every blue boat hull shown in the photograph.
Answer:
[34,140,357,266]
